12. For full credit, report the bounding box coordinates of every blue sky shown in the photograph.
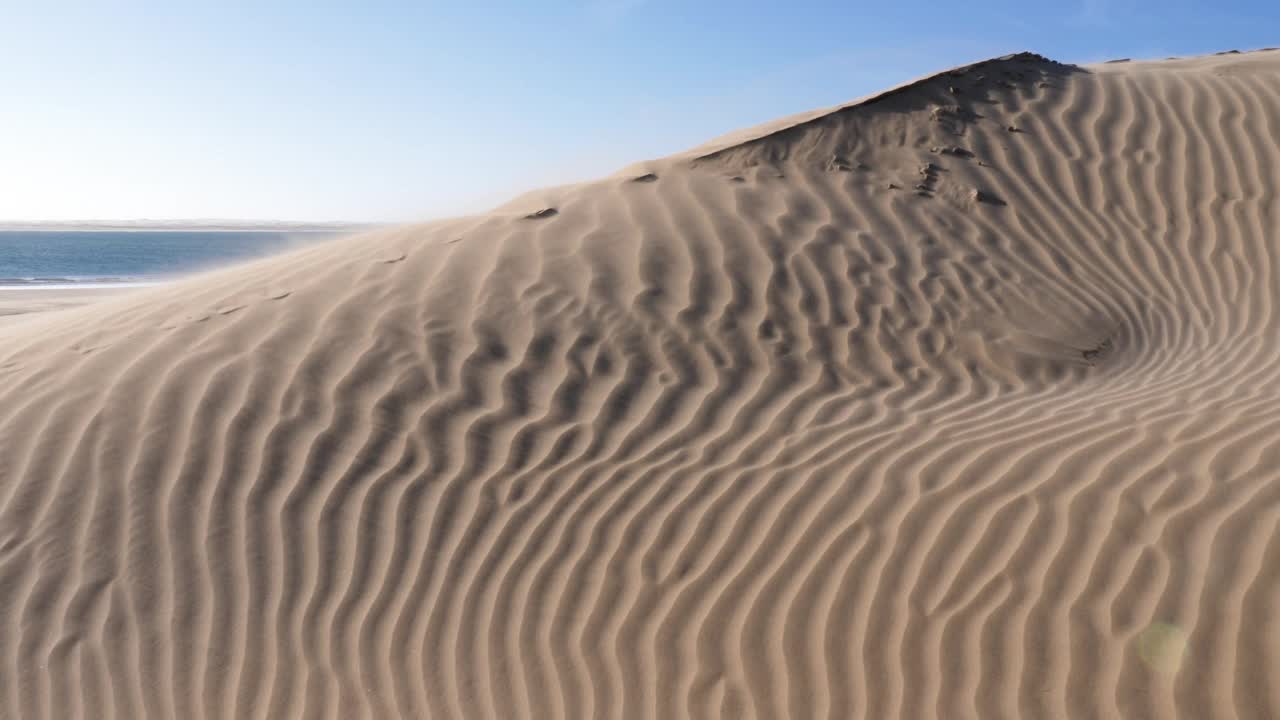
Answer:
[0,1,1274,222]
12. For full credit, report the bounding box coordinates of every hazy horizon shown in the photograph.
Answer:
[0,218,380,230]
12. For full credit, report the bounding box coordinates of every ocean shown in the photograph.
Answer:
[0,230,347,289]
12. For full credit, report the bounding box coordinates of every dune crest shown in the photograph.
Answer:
[4,49,1280,719]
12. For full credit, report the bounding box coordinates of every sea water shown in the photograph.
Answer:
[0,230,346,289]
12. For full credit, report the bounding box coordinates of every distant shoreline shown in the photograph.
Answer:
[0,227,357,296]
[0,221,382,233]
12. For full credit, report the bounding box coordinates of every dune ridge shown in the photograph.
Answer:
[3,49,1280,718]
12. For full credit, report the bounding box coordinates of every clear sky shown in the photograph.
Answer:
[1,1,1275,223]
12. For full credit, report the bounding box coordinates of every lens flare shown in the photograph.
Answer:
[1138,623,1187,675]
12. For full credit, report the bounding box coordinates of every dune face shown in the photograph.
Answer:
[4,50,1280,719]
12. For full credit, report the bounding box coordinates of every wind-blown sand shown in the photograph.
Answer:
[0,287,140,327]
[3,50,1279,718]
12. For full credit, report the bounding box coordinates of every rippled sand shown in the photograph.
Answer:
[2,50,1279,718]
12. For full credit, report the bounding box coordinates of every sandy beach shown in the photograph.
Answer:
[0,286,141,327]
[2,49,1279,718]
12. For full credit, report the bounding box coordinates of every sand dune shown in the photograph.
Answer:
[0,287,138,328]
[3,50,1280,718]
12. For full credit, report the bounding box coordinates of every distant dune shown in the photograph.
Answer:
[3,49,1280,718]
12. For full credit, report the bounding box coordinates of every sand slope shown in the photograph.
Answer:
[0,287,138,328]
[3,50,1280,718]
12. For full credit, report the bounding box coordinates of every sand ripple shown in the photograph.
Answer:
[2,50,1280,718]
